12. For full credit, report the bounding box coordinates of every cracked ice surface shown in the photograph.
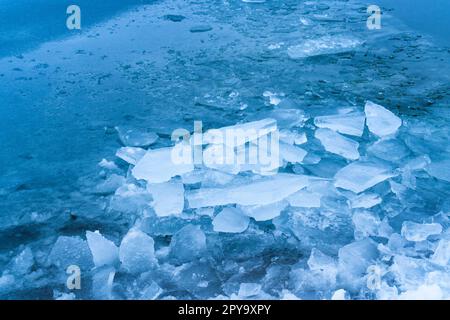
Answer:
[1,0,450,300]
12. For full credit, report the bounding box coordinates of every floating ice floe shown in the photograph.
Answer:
[132,145,194,183]
[334,161,396,193]
[186,174,311,208]
[401,222,443,242]
[364,101,402,137]
[238,200,288,221]
[213,207,250,233]
[314,111,366,137]
[287,36,362,59]
[116,147,146,165]
[279,142,307,164]
[86,231,119,268]
[147,180,185,217]
[115,127,159,147]
[315,128,360,160]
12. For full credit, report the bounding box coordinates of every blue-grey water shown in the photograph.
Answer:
[0,0,449,300]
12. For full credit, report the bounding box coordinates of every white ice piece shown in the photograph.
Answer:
[239,200,288,221]
[148,180,185,217]
[315,128,360,160]
[119,229,156,274]
[116,147,146,165]
[401,222,442,242]
[212,207,250,233]
[314,111,365,137]
[86,231,119,268]
[364,101,402,137]
[287,36,362,59]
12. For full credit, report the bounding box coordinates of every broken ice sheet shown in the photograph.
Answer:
[364,101,402,137]
[401,221,443,242]
[334,161,396,194]
[314,111,365,137]
[115,126,158,147]
[169,224,206,263]
[349,193,382,209]
[186,174,311,208]
[119,229,156,274]
[132,145,194,183]
[48,236,93,270]
[116,146,146,165]
[238,200,288,221]
[147,180,185,217]
[86,231,119,268]
[279,142,307,164]
[286,189,322,208]
[212,207,250,233]
[315,128,360,160]
[426,159,450,183]
[367,138,410,163]
[203,118,277,146]
[287,36,362,59]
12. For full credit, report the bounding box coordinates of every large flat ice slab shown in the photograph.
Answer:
[148,180,185,217]
[315,128,360,160]
[314,111,365,137]
[132,145,194,183]
[187,174,311,208]
[364,101,402,137]
[334,161,395,193]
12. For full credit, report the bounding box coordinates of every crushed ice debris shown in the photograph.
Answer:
[212,207,250,233]
[86,231,119,268]
[132,145,194,183]
[334,161,396,194]
[401,222,443,242]
[287,36,362,59]
[364,101,402,137]
[314,110,365,137]
[115,127,159,147]
[315,128,360,160]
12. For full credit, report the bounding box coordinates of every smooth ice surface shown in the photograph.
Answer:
[315,128,360,160]
[119,230,155,274]
[212,207,250,233]
[148,180,185,217]
[187,174,310,208]
[401,222,443,242]
[169,224,206,263]
[239,201,288,221]
[426,160,450,182]
[132,145,194,183]
[365,101,402,137]
[287,189,322,208]
[314,112,366,137]
[86,231,119,268]
[116,147,146,165]
[116,127,158,147]
[334,161,395,193]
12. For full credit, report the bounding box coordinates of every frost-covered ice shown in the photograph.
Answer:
[169,225,206,263]
[119,230,156,274]
[86,231,119,268]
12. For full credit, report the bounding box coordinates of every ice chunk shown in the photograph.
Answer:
[169,224,206,264]
[352,211,381,239]
[255,109,308,129]
[48,236,93,270]
[338,239,378,291]
[238,201,288,221]
[238,283,261,298]
[334,161,395,194]
[119,229,156,274]
[86,231,119,268]
[287,36,362,59]
[308,248,337,272]
[349,193,382,209]
[187,174,310,208]
[92,266,115,300]
[94,174,125,195]
[364,101,402,137]
[263,91,282,106]
[110,183,151,213]
[315,128,360,160]
[139,281,163,300]
[115,127,158,147]
[431,239,450,266]
[279,129,307,145]
[401,222,442,242]
[116,147,146,165]
[10,247,34,276]
[367,139,410,163]
[314,112,365,137]
[203,118,277,146]
[399,284,443,300]
[426,160,450,182]
[148,180,185,217]
[287,189,322,208]
[98,159,118,170]
[331,289,348,300]
[212,207,250,233]
[279,142,307,163]
[132,145,194,183]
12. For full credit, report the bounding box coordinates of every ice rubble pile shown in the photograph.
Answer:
[2,100,449,300]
